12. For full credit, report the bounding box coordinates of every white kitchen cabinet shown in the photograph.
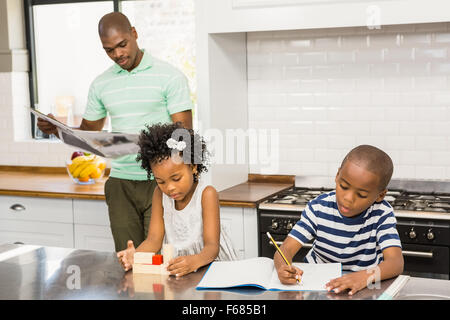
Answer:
[0,195,73,223]
[0,196,74,247]
[74,224,115,252]
[220,206,258,260]
[199,0,450,33]
[0,219,74,248]
[73,199,115,252]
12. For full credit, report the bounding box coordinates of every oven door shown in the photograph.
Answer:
[260,232,313,263]
[402,243,449,280]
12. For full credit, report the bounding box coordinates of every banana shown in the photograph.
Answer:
[69,155,95,174]
[72,160,94,178]
[79,163,97,179]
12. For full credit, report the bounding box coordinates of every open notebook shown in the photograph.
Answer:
[196,257,341,291]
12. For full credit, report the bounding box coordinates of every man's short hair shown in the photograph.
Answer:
[98,12,132,37]
[340,145,394,190]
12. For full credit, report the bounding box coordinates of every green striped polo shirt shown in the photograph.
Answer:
[83,50,193,181]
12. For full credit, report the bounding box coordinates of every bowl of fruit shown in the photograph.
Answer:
[66,151,106,185]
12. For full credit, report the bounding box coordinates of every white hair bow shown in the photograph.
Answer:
[166,138,187,151]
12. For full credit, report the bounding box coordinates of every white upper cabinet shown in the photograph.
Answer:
[199,0,450,33]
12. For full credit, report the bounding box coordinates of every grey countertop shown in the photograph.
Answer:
[0,243,449,300]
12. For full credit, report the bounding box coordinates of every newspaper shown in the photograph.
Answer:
[31,108,140,159]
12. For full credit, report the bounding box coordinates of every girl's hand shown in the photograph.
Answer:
[276,264,303,285]
[117,240,136,271]
[167,255,199,278]
[326,271,370,295]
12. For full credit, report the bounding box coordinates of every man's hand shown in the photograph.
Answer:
[276,264,303,285]
[326,270,370,295]
[117,240,136,271]
[36,113,58,136]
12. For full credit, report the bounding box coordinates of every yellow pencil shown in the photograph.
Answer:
[266,231,301,285]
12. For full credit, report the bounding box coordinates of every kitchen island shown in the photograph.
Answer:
[1,243,449,301]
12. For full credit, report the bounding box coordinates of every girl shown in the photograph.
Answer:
[117,122,237,277]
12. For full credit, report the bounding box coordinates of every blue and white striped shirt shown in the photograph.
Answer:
[288,191,402,272]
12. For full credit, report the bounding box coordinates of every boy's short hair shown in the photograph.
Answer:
[340,145,393,191]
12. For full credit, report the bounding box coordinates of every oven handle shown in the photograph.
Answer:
[402,250,433,259]
[270,241,313,249]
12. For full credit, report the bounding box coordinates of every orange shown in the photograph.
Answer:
[78,176,90,182]
[98,162,106,171]
[90,167,102,179]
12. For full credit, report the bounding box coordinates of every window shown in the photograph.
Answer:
[25,0,196,139]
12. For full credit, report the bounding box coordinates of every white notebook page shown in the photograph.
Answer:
[197,257,274,289]
[268,262,342,291]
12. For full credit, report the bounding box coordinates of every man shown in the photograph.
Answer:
[37,12,193,251]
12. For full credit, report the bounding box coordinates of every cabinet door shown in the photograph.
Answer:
[0,196,73,223]
[243,208,258,259]
[220,206,245,259]
[74,224,115,252]
[0,219,74,248]
[73,199,114,251]
[73,199,110,226]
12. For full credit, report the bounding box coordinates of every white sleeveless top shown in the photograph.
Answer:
[162,179,238,261]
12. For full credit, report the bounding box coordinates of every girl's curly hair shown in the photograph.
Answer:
[136,122,209,182]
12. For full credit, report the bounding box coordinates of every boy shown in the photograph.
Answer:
[275,145,404,295]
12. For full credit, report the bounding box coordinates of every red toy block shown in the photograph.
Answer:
[153,283,163,293]
[152,254,163,265]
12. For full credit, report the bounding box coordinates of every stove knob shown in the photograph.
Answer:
[286,221,294,231]
[427,229,435,241]
[271,220,279,230]
[409,228,417,240]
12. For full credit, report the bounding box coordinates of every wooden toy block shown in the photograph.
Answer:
[132,244,175,275]
[133,273,167,293]
[152,254,163,265]
[162,244,174,262]
[133,252,154,264]
[133,263,169,275]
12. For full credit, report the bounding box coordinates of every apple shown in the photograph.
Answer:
[71,151,84,160]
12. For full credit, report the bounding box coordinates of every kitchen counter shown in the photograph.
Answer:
[0,166,293,206]
[0,167,107,200]
[1,243,449,301]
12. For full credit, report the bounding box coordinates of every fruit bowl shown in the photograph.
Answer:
[66,153,106,185]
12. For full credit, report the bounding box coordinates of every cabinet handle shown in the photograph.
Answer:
[9,204,26,211]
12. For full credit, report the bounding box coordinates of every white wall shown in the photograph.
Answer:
[247,23,450,180]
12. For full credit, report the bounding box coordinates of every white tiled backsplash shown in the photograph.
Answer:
[248,23,450,180]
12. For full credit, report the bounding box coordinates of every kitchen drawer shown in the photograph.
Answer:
[73,199,110,226]
[0,219,74,248]
[74,224,114,252]
[0,196,73,224]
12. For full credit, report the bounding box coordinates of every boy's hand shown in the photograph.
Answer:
[167,256,199,278]
[117,240,136,271]
[326,271,369,295]
[276,264,303,285]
